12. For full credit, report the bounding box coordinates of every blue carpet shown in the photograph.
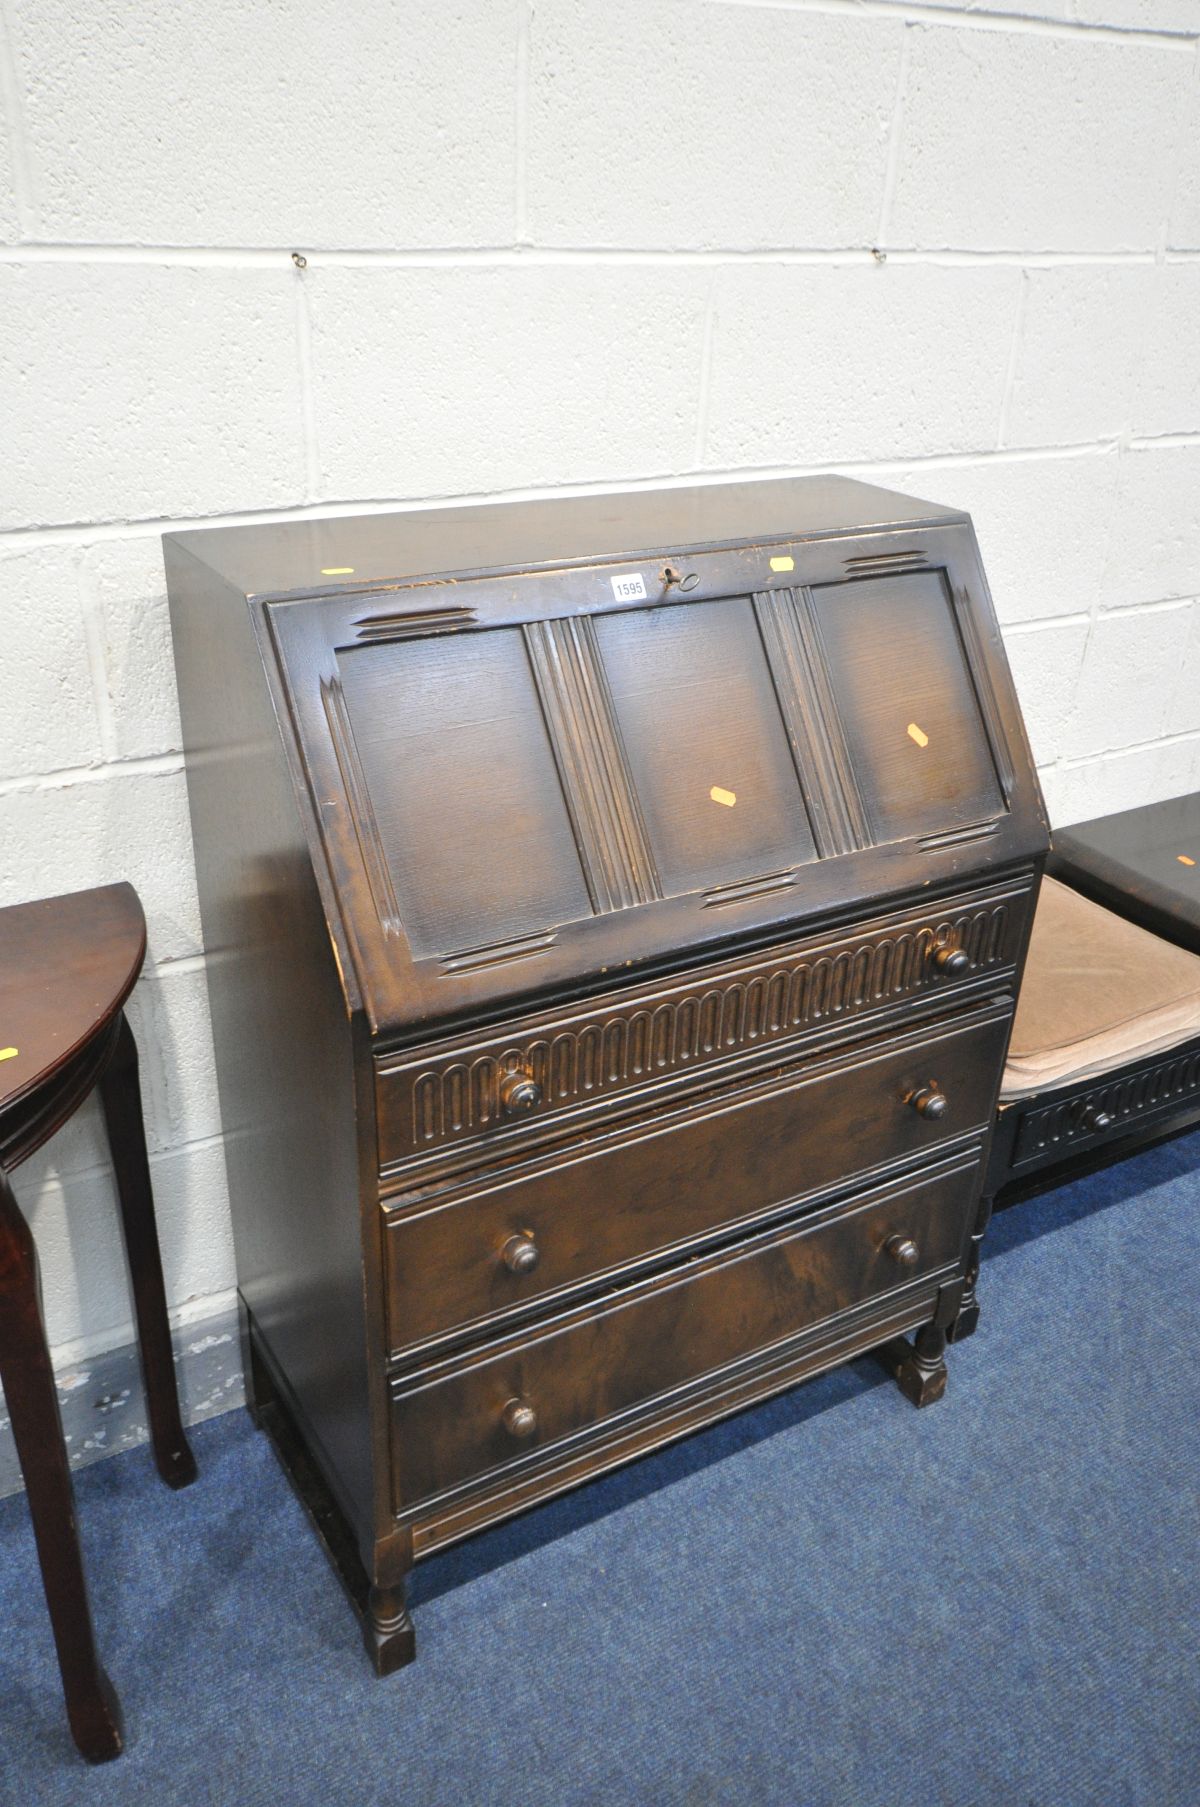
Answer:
[3,1134,1199,1806]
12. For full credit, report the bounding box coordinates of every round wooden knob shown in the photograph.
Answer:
[501,1232,540,1276]
[499,1068,541,1117]
[502,1398,537,1440]
[885,1234,920,1266]
[1082,1105,1113,1132]
[934,945,970,976]
[909,1084,948,1120]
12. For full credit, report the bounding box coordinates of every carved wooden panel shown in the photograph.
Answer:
[809,570,1005,847]
[523,617,660,913]
[1013,1041,1200,1167]
[754,587,869,858]
[591,596,819,897]
[320,675,403,938]
[376,881,1030,1167]
[336,630,592,958]
[353,604,477,642]
[842,547,931,581]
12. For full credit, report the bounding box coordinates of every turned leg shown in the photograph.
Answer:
[874,1279,960,1407]
[0,1168,124,1763]
[879,1322,949,1407]
[98,1013,197,1490]
[365,1580,416,1676]
[947,1193,993,1344]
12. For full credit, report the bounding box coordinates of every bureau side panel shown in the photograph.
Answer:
[165,541,376,1552]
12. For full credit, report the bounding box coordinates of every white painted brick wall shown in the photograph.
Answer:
[1006,266,1158,447]
[1101,444,1200,606]
[526,2,903,248]
[1136,267,1200,436]
[889,26,1191,252]
[0,264,306,529]
[308,265,711,497]
[6,0,519,247]
[0,89,16,242]
[705,264,1020,467]
[1,547,103,776]
[1062,601,1197,757]
[1172,68,1200,245]
[893,451,1120,625]
[0,0,1198,1365]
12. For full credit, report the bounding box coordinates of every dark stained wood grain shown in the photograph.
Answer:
[337,630,593,957]
[754,586,870,857]
[390,1157,977,1511]
[591,595,818,895]
[166,473,967,602]
[383,1005,1011,1359]
[260,512,1047,1037]
[0,1168,123,1764]
[165,541,391,1596]
[523,615,662,914]
[0,883,144,1123]
[809,571,1005,846]
[375,872,1034,1173]
[98,1016,196,1491]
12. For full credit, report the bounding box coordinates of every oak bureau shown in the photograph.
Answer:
[165,476,1048,1672]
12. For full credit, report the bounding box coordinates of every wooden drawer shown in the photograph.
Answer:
[1008,1036,1200,1171]
[383,1003,1010,1359]
[390,1154,976,1512]
[375,874,1033,1174]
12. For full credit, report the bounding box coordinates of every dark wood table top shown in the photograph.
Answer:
[0,884,146,1121]
[1048,791,1200,955]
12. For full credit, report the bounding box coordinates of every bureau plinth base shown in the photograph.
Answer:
[243,1311,417,1676]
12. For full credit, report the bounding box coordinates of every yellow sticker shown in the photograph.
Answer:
[0,1047,18,1062]
[769,555,795,574]
[710,786,737,808]
[320,566,355,576]
[1178,855,1196,867]
[907,723,930,748]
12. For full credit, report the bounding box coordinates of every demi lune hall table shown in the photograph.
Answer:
[0,883,196,1764]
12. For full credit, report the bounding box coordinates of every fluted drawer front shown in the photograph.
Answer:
[1010,1040,1200,1169]
[382,1004,1009,1360]
[389,1155,975,1512]
[376,874,1032,1173]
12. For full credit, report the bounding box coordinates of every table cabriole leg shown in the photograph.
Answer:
[0,1168,124,1763]
[97,1013,197,1491]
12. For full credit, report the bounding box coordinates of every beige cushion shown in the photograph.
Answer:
[1001,875,1200,1101]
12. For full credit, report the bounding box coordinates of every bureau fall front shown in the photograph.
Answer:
[165,476,1048,1671]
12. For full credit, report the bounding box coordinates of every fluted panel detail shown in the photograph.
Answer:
[402,900,1012,1152]
[525,616,661,913]
[754,588,869,857]
[1015,1043,1200,1164]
